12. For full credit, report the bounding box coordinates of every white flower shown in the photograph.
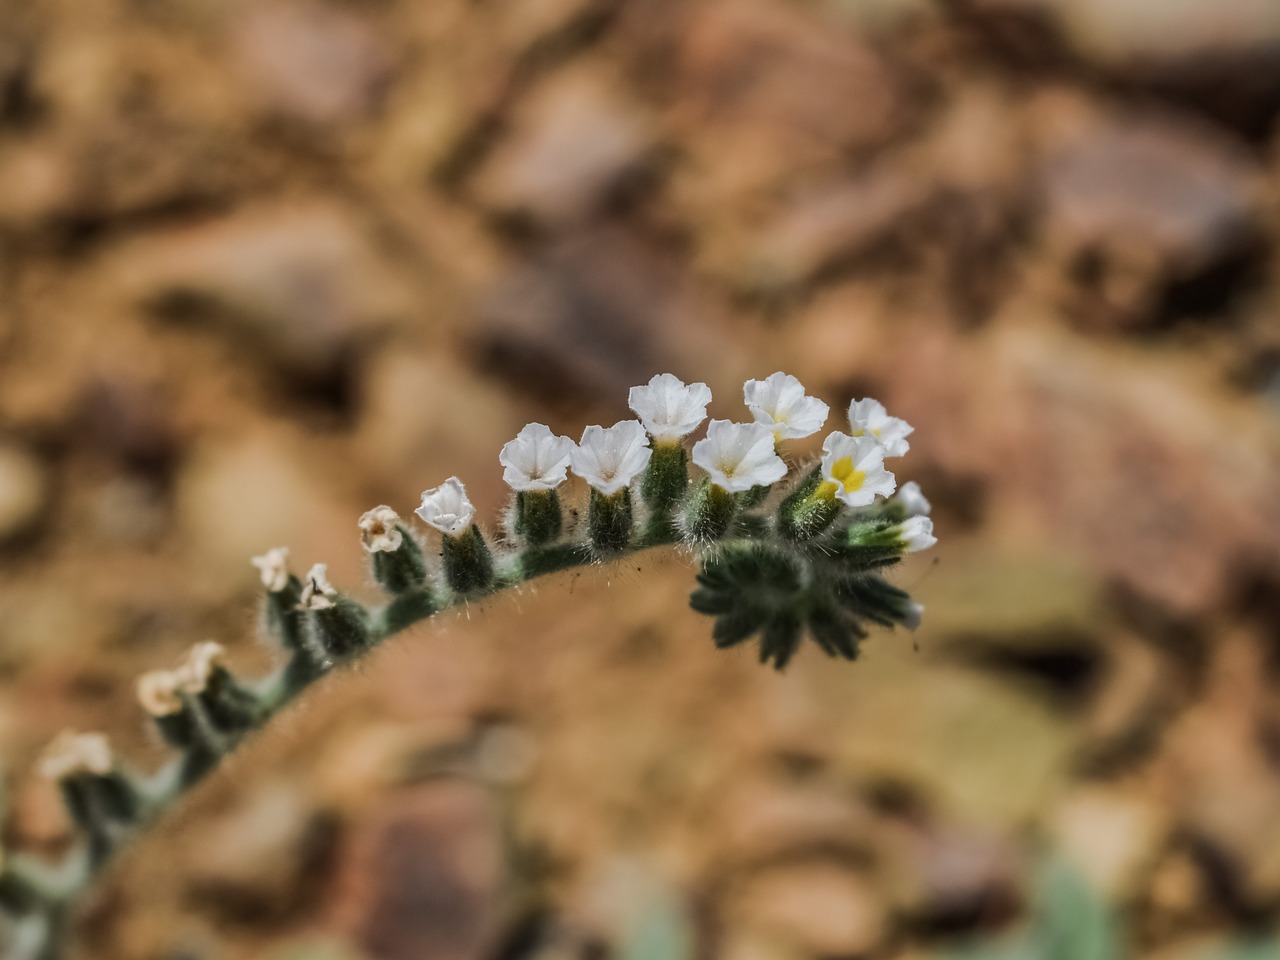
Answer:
[415,477,476,536]
[820,433,897,506]
[300,563,337,610]
[896,516,937,553]
[251,547,290,593]
[569,421,652,495]
[691,420,788,493]
[628,374,713,441]
[847,398,913,457]
[39,731,113,780]
[499,423,576,491]
[744,372,830,440]
[175,641,226,693]
[359,505,404,553]
[896,480,931,518]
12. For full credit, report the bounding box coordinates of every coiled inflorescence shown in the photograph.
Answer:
[4,372,935,958]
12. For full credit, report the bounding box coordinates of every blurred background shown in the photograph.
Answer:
[2,0,1280,957]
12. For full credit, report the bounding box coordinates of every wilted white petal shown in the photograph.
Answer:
[847,398,913,457]
[415,477,476,536]
[300,563,337,610]
[39,731,113,780]
[569,421,652,495]
[896,516,937,553]
[499,423,576,491]
[251,547,290,593]
[820,432,897,507]
[358,505,404,553]
[628,374,713,441]
[691,420,788,493]
[175,641,226,693]
[744,372,829,440]
[137,670,183,717]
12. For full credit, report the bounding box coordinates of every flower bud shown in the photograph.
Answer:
[360,506,428,593]
[301,564,372,658]
[441,525,496,594]
[682,480,738,543]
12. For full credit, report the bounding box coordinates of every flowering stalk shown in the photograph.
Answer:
[2,372,936,959]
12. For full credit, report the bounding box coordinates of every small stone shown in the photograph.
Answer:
[1036,105,1264,327]
[118,204,415,379]
[331,781,509,960]
[1050,788,1169,900]
[230,1,393,125]
[471,64,656,226]
[186,781,336,923]
[729,862,888,958]
[0,443,47,544]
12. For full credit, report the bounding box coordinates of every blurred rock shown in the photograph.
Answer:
[355,350,523,507]
[993,0,1280,64]
[979,325,1280,612]
[117,204,415,379]
[471,64,657,227]
[674,0,911,175]
[175,430,360,593]
[711,773,875,868]
[0,442,48,544]
[744,166,931,293]
[1035,104,1264,327]
[470,229,728,404]
[729,862,888,957]
[332,780,509,960]
[186,780,336,924]
[882,822,1023,933]
[1050,788,1169,900]
[230,1,393,126]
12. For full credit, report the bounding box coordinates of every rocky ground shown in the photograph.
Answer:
[2,0,1280,957]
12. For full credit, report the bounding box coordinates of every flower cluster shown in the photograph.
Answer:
[397,371,936,665]
[11,371,936,960]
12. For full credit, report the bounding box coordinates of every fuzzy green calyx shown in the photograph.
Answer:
[588,488,635,553]
[777,476,842,541]
[371,525,428,593]
[514,490,563,547]
[641,440,688,513]
[683,480,738,543]
[442,524,496,594]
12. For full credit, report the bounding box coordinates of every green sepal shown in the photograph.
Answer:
[758,612,803,670]
[193,666,266,737]
[833,574,916,628]
[777,468,841,541]
[264,575,306,651]
[806,601,865,660]
[307,597,373,659]
[712,609,762,648]
[59,772,141,866]
[371,527,428,593]
[153,709,199,751]
[682,481,737,544]
[514,490,563,547]
[641,441,688,513]
[588,489,635,553]
[442,524,496,594]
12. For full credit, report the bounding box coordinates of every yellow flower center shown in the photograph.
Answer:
[829,456,866,494]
